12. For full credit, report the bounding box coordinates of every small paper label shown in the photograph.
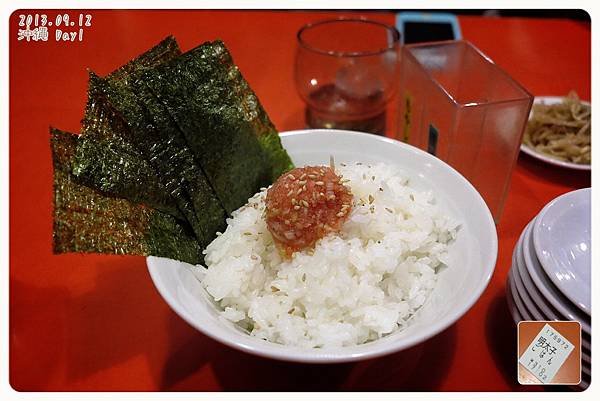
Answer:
[519,323,575,384]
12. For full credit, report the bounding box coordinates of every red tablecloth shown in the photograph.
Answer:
[9,10,591,391]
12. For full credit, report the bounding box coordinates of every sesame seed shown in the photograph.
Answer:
[287,174,295,180]
[328,194,336,200]
[294,205,300,210]
[315,181,324,186]
[287,190,294,196]
[308,174,317,179]
[298,180,307,185]
[301,200,309,207]
[299,173,307,179]
[297,188,302,195]
[319,192,325,197]
[302,185,307,192]
[336,212,344,217]
[291,198,297,205]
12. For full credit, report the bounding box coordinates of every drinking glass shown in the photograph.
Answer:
[396,40,533,222]
[295,18,401,135]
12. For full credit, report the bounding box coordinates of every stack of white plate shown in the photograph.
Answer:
[506,188,591,389]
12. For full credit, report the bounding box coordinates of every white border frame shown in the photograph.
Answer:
[2,1,598,400]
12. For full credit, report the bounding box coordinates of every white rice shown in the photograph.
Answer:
[200,162,459,348]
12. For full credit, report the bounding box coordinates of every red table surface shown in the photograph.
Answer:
[9,10,591,391]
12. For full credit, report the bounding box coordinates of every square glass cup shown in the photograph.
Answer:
[396,40,533,222]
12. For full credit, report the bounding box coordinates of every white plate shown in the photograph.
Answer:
[511,259,545,321]
[511,262,591,351]
[505,271,522,325]
[147,129,498,363]
[507,270,532,321]
[513,232,593,357]
[514,229,563,321]
[509,268,591,356]
[520,96,591,171]
[506,280,589,389]
[510,236,546,321]
[521,221,590,334]
[533,188,591,314]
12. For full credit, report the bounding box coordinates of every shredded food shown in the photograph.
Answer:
[523,91,591,164]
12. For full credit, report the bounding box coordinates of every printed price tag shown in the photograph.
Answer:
[518,323,575,384]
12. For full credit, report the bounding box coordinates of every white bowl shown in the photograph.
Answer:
[533,188,591,314]
[147,129,498,363]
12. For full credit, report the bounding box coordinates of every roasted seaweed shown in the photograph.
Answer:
[88,72,227,250]
[143,40,294,213]
[76,37,184,219]
[51,128,203,264]
[51,36,294,265]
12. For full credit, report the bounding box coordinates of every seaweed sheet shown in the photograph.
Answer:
[51,128,203,265]
[75,36,184,219]
[90,70,227,250]
[52,37,294,264]
[143,40,294,214]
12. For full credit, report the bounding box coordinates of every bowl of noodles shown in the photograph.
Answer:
[521,92,591,170]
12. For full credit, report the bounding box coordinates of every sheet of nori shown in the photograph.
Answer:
[89,71,227,251]
[51,128,203,265]
[74,37,184,220]
[107,36,181,81]
[76,92,184,219]
[142,40,294,214]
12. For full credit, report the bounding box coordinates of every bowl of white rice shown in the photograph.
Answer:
[147,129,497,363]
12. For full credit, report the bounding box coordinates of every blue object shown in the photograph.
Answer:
[396,12,462,44]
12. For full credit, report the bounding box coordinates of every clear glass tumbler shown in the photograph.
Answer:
[396,40,533,222]
[295,18,401,135]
